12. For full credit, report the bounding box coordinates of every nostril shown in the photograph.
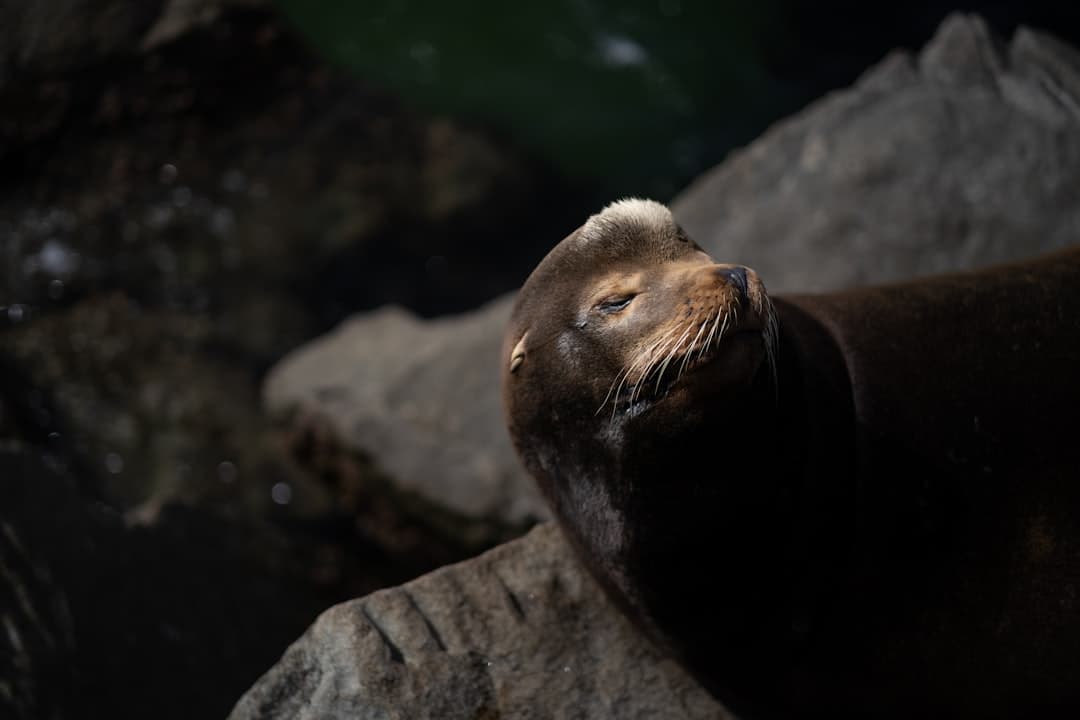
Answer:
[714,266,748,294]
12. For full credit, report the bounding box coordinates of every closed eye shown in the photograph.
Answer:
[597,295,635,314]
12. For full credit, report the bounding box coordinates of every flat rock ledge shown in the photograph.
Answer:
[229,523,729,720]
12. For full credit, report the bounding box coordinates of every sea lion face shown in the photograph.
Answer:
[578,253,773,418]
[503,198,776,440]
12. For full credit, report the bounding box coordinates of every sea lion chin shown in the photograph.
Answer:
[502,198,1080,718]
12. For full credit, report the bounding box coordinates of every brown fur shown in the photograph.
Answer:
[502,199,1080,718]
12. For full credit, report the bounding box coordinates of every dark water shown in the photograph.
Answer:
[277,0,1080,199]
[276,0,781,199]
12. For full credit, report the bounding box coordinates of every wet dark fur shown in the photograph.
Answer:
[502,206,1080,719]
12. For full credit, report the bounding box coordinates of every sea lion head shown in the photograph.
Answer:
[501,195,773,427]
[503,197,776,453]
[501,198,779,616]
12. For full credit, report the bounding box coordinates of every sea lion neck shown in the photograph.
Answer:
[612,293,856,492]
[633,296,861,712]
[769,296,857,485]
[767,295,860,622]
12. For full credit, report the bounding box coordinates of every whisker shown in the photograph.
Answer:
[596,363,631,416]
[597,289,781,417]
[679,313,711,378]
[704,305,723,354]
[600,376,621,411]
[650,324,690,393]
[764,298,779,401]
[640,323,682,376]
[633,323,685,402]
[657,321,695,387]
[610,368,636,422]
[719,310,730,341]
[687,315,711,367]
[699,305,723,361]
[603,324,677,416]
[628,349,660,404]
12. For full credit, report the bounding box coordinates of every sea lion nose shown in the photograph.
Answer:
[713,266,748,295]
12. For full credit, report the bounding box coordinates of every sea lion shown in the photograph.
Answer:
[501,198,1080,719]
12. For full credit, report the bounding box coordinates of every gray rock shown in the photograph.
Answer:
[673,13,1080,293]
[264,295,545,548]
[229,522,729,720]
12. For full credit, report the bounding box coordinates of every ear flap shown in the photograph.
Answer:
[509,332,528,374]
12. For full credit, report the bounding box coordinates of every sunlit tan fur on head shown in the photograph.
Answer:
[579,197,676,248]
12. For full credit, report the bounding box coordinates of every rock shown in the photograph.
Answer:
[264,294,544,549]
[264,15,1080,550]
[673,13,1080,293]
[229,522,729,720]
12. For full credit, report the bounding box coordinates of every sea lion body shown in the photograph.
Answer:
[501,199,1080,718]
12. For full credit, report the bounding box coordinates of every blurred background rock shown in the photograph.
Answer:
[1,1,1078,719]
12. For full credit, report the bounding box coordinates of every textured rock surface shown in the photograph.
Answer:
[264,14,1080,548]
[673,13,1080,293]
[264,295,542,548]
[229,522,729,720]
